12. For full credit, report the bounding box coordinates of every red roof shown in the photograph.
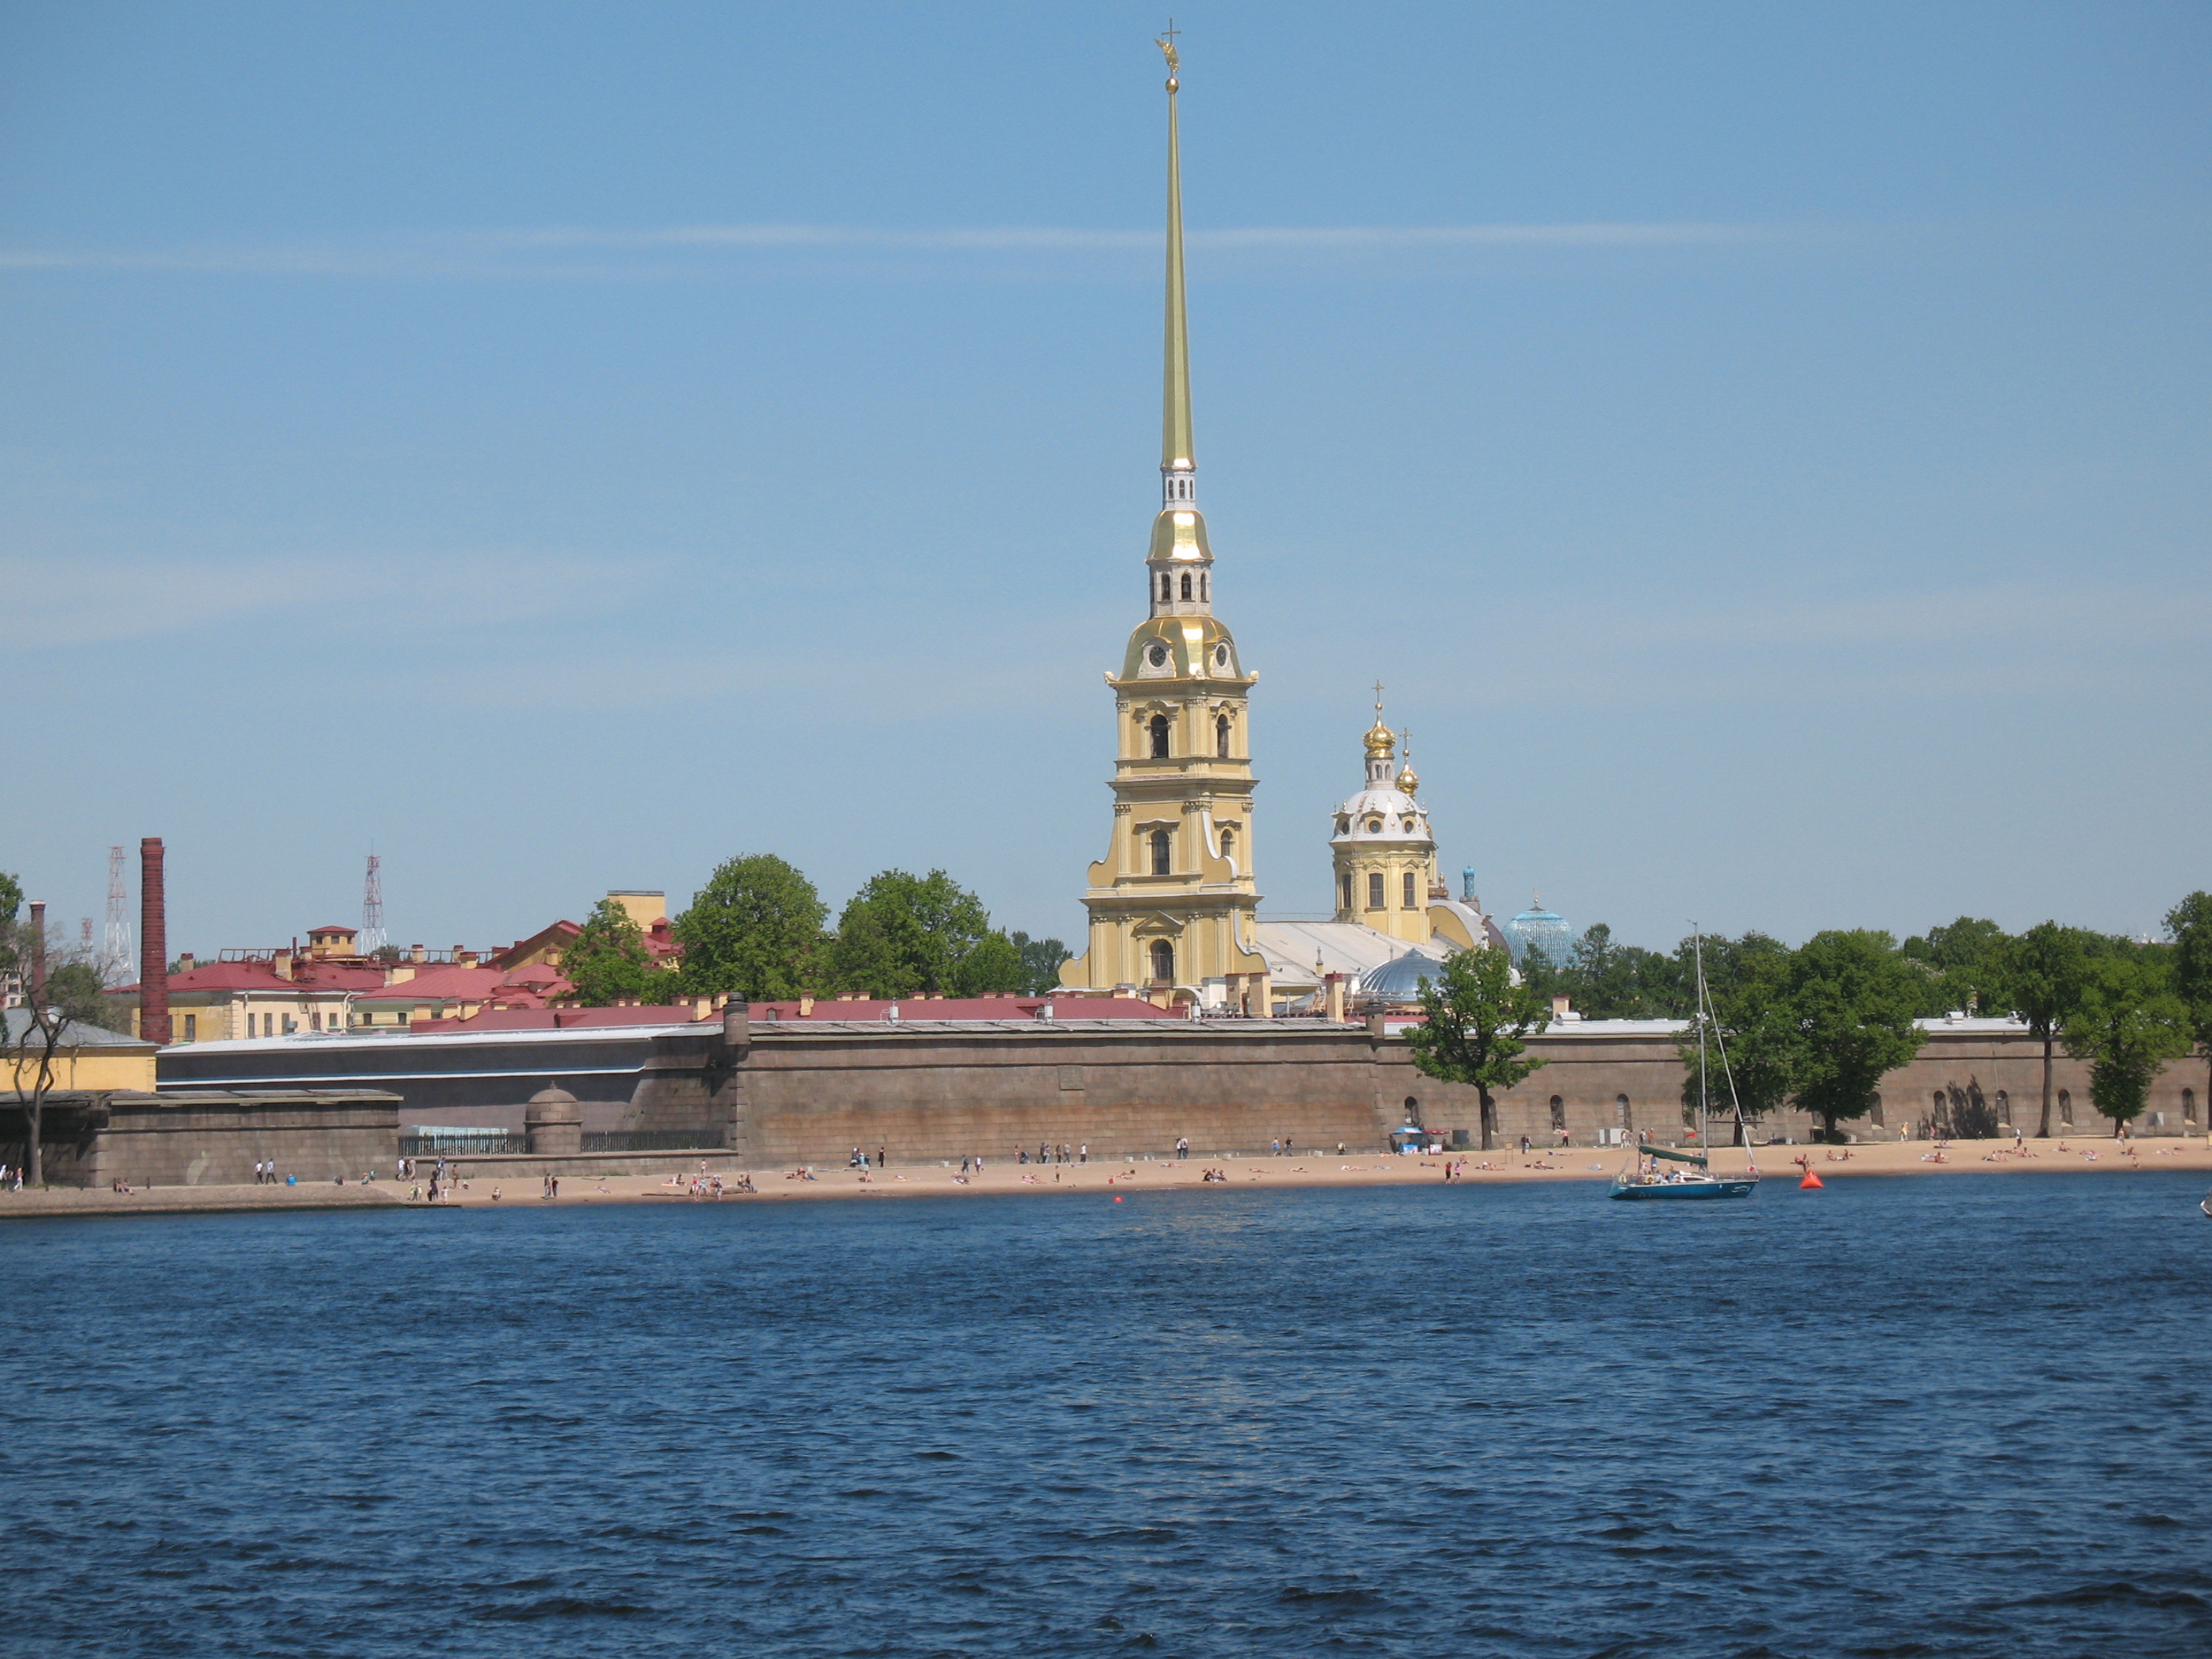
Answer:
[360,963,574,1004]
[750,996,1167,1022]
[119,960,387,995]
[415,1003,706,1033]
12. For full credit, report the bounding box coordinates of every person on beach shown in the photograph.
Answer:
[878,1145,887,1171]
[1177,1138,1190,1160]
[1079,1144,1088,1163]
[1519,1135,1531,1156]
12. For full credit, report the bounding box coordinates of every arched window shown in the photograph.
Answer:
[1340,872,1353,911]
[2058,1087,2073,1125]
[1616,1093,1632,1127]
[1216,714,1230,757]
[1219,826,1235,860]
[1549,1095,1566,1131]
[1158,573,1171,602]
[1870,1091,1885,1126]
[1199,573,1208,601]
[2186,1087,2198,1123]
[1150,940,1174,983]
[1402,870,1416,910]
[1404,1095,1419,1117]
[1994,1089,2008,1126]
[1367,871,1384,910]
[1149,715,1170,758]
[1150,830,1172,876]
[1179,573,1193,601]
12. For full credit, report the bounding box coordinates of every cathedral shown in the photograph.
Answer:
[1059,52,1503,1013]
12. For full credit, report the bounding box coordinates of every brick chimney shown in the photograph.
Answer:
[140,837,171,1045]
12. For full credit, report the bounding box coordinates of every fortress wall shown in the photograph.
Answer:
[692,1023,1394,1166]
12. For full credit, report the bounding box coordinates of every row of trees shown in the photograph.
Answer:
[1407,894,2212,1146]
[561,855,1073,1007]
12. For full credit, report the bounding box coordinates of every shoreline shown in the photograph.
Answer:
[4,1136,2205,1218]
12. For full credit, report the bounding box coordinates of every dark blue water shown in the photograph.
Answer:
[8,1173,2209,1657]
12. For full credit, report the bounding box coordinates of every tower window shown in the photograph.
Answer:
[1215,714,1230,757]
[1200,573,1208,601]
[1150,830,1172,875]
[1220,827,1235,860]
[1367,872,1384,910]
[1179,573,1192,601]
[1366,818,1382,834]
[1150,940,1174,983]
[1149,715,1170,758]
[1402,870,1416,909]
[1340,873,1353,911]
[1159,573,1171,602]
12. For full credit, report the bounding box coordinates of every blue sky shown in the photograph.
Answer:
[4,1,2207,961]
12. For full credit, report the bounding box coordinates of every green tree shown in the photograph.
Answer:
[1994,921,2095,1137]
[1403,945,1551,1151]
[2165,891,2212,1121]
[562,898,658,1007]
[829,869,1004,998]
[1009,931,1074,995]
[3,883,112,1186]
[2061,954,2192,1132]
[1561,923,1684,1019]
[1900,916,2010,1017]
[672,854,829,1003]
[952,930,1026,996]
[1676,934,1800,1140]
[1787,930,1926,1141]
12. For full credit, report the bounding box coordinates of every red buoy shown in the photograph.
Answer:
[1799,1169,1825,1190]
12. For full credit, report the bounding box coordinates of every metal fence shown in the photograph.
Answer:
[582,1131,726,1153]
[399,1132,522,1157]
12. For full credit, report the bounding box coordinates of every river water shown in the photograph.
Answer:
[7,1171,2209,1656]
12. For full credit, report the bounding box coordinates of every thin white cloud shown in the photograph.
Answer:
[0,220,1786,279]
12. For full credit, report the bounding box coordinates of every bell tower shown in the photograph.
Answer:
[1061,35,1269,1008]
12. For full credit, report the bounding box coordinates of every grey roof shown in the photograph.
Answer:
[1359,948,1456,1001]
[2,1009,151,1048]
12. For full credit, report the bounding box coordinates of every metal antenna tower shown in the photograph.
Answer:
[360,853,387,958]
[102,845,133,985]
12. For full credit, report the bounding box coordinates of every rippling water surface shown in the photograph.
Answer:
[9,1172,2210,1656]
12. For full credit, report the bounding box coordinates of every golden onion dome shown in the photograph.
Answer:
[1396,763,1420,795]
[1363,720,1395,759]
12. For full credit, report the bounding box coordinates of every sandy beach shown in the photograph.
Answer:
[416,1134,2212,1208]
[6,1135,2206,1218]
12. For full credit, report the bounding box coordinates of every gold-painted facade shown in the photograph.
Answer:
[1062,58,1269,1004]
[1328,723,1440,947]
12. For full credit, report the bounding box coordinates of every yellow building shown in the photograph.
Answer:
[4,1010,158,1092]
[1061,55,1271,1009]
[1330,710,1441,946]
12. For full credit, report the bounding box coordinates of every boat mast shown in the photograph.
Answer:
[1694,925,1709,1149]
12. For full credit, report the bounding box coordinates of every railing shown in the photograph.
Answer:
[399,1132,522,1156]
[582,1131,726,1153]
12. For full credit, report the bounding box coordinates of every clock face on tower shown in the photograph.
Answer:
[1214,643,1229,667]
[1148,643,1168,667]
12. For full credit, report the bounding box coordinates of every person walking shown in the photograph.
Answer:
[1079,1144,1087,1164]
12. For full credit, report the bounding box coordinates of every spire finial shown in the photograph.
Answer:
[1363,683,1394,759]
[1159,25,1193,486]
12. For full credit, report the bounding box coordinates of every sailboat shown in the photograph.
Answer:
[1610,929,1761,1202]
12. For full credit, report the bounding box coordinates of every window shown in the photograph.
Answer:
[183,1015,196,1041]
[1340,873,1353,911]
[1159,573,1171,602]
[1616,1094,1633,1127]
[1870,1091,1885,1126]
[1150,940,1174,983]
[1994,1089,2008,1126]
[1149,715,1170,758]
[1367,872,1384,909]
[2186,1087,2198,1123]
[1366,818,1382,833]
[2058,1088,2072,1125]
[1404,1095,1419,1115]
[1200,573,1208,601]
[1220,827,1235,860]
[1150,830,1172,876]
[1216,714,1231,757]
[1550,1095,1566,1131]
[1179,573,1192,601]
[1402,870,1416,909]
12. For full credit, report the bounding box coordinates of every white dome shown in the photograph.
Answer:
[1332,785,1430,843]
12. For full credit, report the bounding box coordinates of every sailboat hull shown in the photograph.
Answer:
[1610,1179,1759,1202]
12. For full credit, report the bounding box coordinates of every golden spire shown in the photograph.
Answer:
[1159,23,1193,477]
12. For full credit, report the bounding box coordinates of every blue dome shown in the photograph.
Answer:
[1360,947,1452,1001]
[1504,903,1572,965]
